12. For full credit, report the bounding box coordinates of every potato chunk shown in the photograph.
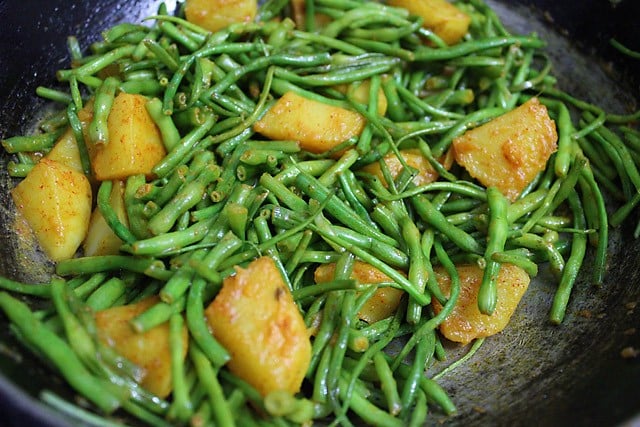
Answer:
[95,296,188,399]
[185,0,257,33]
[45,128,84,173]
[387,0,471,45]
[83,180,128,257]
[314,261,404,324]
[90,93,166,181]
[432,263,530,344]
[360,148,453,187]
[205,257,311,396]
[11,158,92,261]
[253,91,365,154]
[452,98,558,201]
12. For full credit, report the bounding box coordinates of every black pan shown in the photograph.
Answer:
[1,1,639,426]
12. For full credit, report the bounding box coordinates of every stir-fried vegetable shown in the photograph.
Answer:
[0,0,639,425]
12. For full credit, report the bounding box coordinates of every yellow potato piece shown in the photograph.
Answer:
[452,97,558,201]
[91,93,166,181]
[83,180,128,257]
[314,261,405,324]
[11,158,92,261]
[45,128,84,173]
[360,148,453,187]
[253,91,365,154]
[432,263,530,344]
[95,296,188,399]
[387,0,471,45]
[185,0,257,33]
[205,257,311,396]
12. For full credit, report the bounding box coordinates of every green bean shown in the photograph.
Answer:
[412,194,483,254]
[372,351,402,415]
[152,111,217,178]
[337,374,404,427]
[318,149,360,187]
[167,314,192,422]
[145,97,181,150]
[65,103,93,176]
[0,292,121,413]
[85,277,127,311]
[186,277,231,367]
[130,297,186,333]
[40,391,129,427]
[57,45,136,80]
[553,101,574,177]
[414,35,545,62]
[148,164,221,235]
[88,76,119,145]
[478,187,509,315]
[578,162,608,285]
[312,215,429,306]
[550,192,587,324]
[97,180,138,244]
[491,251,538,277]
[57,255,170,281]
[0,276,51,298]
[400,329,434,417]
[295,171,397,247]
[124,218,215,256]
[401,215,429,324]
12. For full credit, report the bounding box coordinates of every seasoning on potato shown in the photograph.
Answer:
[205,256,311,396]
[432,263,531,344]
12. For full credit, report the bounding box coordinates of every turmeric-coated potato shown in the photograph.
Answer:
[432,263,530,344]
[205,256,311,396]
[90,93,166,181]
[314,261,405,324]
[185,0,257,33]
[254,91,365,154]
[387,0,471,45]
[95,296,189,399]
[45,128,84,173]
[452,97,558,201]
[11,158,92,261]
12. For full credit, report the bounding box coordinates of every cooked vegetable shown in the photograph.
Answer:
[0,0,638,426]
[253,90,365,154]
[453,97,558,201]
[11,158,92,261]
[432,263,531,344]
[387,0,471,45]
[90,93,167,180]
[45,128,84,173]
[205,256,311,396]
[95,296,189,398]
[184,0,258,33]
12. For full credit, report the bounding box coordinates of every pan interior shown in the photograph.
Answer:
[0,1,638,426]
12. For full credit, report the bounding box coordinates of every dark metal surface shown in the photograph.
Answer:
[0,1,639,426]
